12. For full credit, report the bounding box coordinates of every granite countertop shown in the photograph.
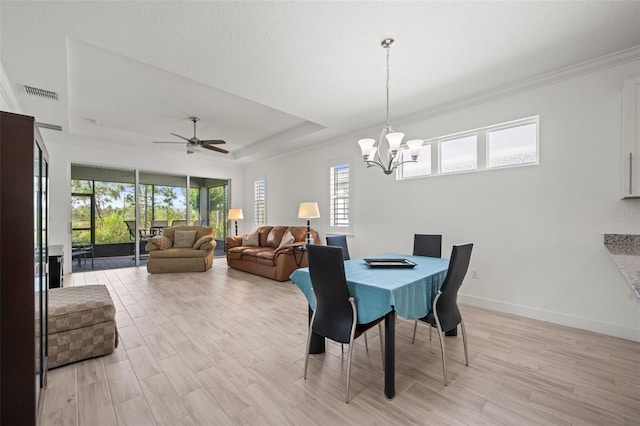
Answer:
[604,234,640,300]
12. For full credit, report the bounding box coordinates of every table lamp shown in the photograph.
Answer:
[228,208,244,236]
[297,202,320,245]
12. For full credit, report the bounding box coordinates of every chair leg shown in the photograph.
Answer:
[378,323,384,370]
[346,340,355,403]
[461,318,469,366]
[303,325,313,379]
[411,320,418,343]
[435,325,447,386]
[364,332,369,352]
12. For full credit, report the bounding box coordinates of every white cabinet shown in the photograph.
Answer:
[622,77,640,199]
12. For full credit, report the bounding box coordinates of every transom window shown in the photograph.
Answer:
[440,135,478,174]
[398,116,539,180]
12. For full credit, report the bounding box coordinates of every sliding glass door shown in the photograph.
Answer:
[71,164,229,270]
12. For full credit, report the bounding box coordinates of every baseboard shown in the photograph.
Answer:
[458,293,640,343]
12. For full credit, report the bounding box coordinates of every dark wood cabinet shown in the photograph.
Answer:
[0,111,49,425]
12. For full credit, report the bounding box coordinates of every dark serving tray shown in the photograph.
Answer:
[363,258,417,268]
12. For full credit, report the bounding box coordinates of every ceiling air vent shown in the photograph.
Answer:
[23,85,58,101]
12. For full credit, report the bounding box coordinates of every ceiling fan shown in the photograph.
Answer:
[153,117,229,155]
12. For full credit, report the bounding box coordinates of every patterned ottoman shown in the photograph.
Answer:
[48,285,118,369]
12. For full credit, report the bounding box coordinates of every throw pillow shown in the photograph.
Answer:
[193,235,214,250]
[242,230,259,247]
[278,230,295,249]
[148,235,172,250]
[174,230,197,248]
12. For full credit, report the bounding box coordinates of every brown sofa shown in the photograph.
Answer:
[145,225,216,273]
[226,225,319,281]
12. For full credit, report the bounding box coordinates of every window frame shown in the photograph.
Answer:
[486,116,539,170]
[398,116,539,181]
[328,160,352,235]
[253,176,266,226]
[438,132,479,175]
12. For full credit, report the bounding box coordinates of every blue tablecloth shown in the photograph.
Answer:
[290,254,449,324]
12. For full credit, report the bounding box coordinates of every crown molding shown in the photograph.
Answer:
[395,45,640,127]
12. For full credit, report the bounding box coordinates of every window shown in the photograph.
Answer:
[254,178,266,225]
[487,122,537,168]
[329,163,350,231]
[398,116,538,180]
[440,135,478,174]
[399,143,432,179]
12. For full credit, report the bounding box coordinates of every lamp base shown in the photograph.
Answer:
[305,237,314,246]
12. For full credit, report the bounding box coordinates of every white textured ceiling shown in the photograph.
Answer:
[1,1,639,164]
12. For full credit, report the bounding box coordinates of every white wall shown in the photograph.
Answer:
[243,60,640,342]
[41,132,244,273]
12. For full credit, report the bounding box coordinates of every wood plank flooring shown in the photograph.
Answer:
[38,260,640,425]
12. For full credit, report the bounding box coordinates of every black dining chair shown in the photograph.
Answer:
[411,243,473,386]
[326,235,351,260]
[413,234,442,258]
[303,245,384,403]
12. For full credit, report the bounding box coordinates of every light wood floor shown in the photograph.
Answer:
[38,260,640,425]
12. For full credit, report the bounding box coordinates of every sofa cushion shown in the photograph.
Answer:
[146,235,173,250]
[242,230,260,246]
[174,230,197,248]
[256,250,276,261]
[258,226,274,246]
[162,226,213,243]
[241,247,273,258]
[193,234,214,250]
[289,227,309,242]
[265,226,288,248]
[148,247,209,259]
[278,230,295,248]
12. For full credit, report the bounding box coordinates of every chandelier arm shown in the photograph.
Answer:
[393,157,418,168]
[365,159,387,170]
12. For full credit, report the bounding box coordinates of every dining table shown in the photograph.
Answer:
[290,253,449,399]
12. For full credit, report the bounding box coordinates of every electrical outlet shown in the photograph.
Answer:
[471,269,479,279]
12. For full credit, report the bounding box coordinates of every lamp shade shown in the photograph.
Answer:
[297,202,320,219]
[228,208,244,220]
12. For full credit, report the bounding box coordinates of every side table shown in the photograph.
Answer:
[291,245,307,268]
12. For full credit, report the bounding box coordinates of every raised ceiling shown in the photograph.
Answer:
[1,1,639,164]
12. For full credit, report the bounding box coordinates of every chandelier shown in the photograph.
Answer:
[358,38,423,175]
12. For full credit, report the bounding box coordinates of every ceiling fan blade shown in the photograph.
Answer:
[153,141,185,144]
[202,145,229,154]
[170,132,193,143]
[200,139,226,145]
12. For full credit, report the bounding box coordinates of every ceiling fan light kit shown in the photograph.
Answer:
[153,116,229,155]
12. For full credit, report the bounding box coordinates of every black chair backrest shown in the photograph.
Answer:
[435,243,473,332]
[326,235,351,260]
[307,245,354,343]
[413,234,442,258]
